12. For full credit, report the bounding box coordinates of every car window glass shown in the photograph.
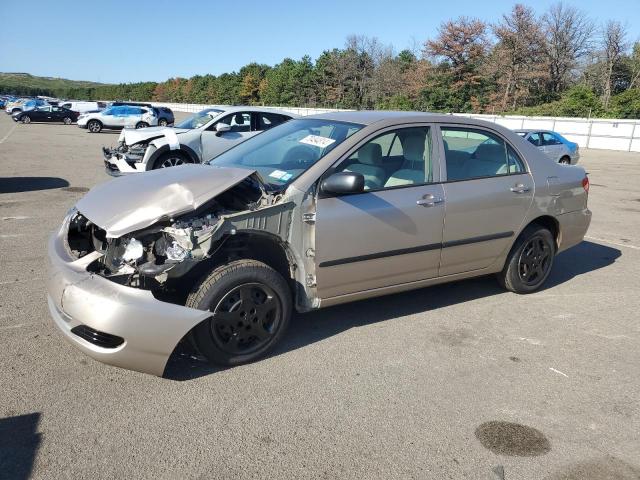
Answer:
[527,133,541,146]
[507,145,525,173]
[442,127,514,181]
[542,132,561,145]
[258,113,287,131]
[213,113,252,132]
[334,126,432,191]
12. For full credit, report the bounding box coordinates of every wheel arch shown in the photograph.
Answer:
[522,215,560,249]
[147,144,199,169]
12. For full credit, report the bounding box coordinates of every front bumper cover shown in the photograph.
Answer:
[46,220,211,376]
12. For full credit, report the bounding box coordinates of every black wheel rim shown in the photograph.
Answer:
[518,236,552,286]
[209,283,282,355]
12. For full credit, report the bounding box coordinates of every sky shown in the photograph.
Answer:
[1,0,639,84]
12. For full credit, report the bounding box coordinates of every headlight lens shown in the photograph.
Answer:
[122,238,144,262]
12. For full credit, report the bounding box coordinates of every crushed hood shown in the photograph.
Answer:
[120,126,189,146]
[76,165,257,238]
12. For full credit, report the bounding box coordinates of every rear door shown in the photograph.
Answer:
[541,132,564,162]
[201,112,256,161]
[315,124,445,299]
[438,126,533,276]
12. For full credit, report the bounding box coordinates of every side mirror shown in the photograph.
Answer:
[321,172,365,195]
[215,123,231,136]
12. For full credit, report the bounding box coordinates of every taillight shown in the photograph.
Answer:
[582,176,589,194]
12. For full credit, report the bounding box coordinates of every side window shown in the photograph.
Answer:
[335,126,432,191]
[542,132,561,145]
[527,133,541,146]
[258,113,287,131]
[441,127,521,181]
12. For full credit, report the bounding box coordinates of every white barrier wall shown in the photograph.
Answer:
[153,102,640,153]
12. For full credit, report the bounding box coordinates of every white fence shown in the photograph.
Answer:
[153,102,640,153]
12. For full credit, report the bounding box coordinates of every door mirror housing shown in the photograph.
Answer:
[321,172,365,195]
[215,123,231,135]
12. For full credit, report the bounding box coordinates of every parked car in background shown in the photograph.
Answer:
[77,105,158,133]
[6,98,47,115]
[59,101,103,114]
[5,98,26,114]
[13,105,79,124]
[48,111,591,375]
[514,130,580,165]
[110,102,175,127]
[153,106,174,127]
[102,106,295,175]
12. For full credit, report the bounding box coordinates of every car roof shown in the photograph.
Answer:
[303,110,501,128]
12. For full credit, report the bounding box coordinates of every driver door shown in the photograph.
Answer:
[201,112,259,162]
[315,125,445,299]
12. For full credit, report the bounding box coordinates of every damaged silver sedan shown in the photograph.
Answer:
[47,112,591,376]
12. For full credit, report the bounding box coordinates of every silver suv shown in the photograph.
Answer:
[47,111,591,376]
[78,105,158,133]
[102,106,296,175]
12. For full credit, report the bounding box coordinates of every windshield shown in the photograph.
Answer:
[175,108,223,129]
[208,118,364,190]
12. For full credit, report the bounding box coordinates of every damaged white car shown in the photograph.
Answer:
[102,106,296,176]
[48,112,591,376]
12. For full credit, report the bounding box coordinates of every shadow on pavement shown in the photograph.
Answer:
[0,413,42,480]
[165,240,621,381]
[0,177,69,194]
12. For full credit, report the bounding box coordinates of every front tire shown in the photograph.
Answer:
[158,118,168,127]
[498,225,555,294]
[63,117,72,125]
[22,115,31,124]
[87,120,102,133]
[153,151,192,169]
[135,121,149,129]
[559,156,571,165]
[186,260,292,366]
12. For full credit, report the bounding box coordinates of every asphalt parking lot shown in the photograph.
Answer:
[1,112,639,480]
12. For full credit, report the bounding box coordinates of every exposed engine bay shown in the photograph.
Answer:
[64,173,310,306]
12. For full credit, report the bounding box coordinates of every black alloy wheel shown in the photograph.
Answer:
[517,235,552,287]
[209,283,282,355]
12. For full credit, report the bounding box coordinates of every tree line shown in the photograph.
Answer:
[8,3,640,119]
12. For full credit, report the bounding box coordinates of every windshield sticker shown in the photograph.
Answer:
[299,134,336,149]
[268,170,288,180]
[281,173,293,181]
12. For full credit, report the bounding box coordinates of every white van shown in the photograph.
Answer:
[59,101,105,113]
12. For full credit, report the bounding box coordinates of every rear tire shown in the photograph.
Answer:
[186,260,292,366]
[559,156,571,165]
[497,225,555,294]
[63,117,72,125]
[158,118,168,127]
[135,122,149,129]
[87,120,102,133]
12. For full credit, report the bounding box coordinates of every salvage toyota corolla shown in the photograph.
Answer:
[47,111,591,376]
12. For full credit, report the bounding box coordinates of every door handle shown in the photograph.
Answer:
[416,194,444,207]
[510,184,530,194]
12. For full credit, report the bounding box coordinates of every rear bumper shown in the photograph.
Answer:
[46,220,211,376]
[557,208,591,253]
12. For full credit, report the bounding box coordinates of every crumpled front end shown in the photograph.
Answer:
[103,140,156,176]
[47,210,212,376]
